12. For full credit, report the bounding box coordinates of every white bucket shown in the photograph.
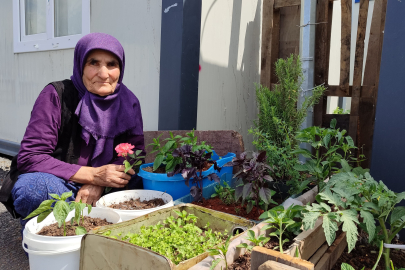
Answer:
[23,207,120,270]
[96,189,174,221]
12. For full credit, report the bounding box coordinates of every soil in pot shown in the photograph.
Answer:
[192,197,282,221]
[108,198,165,210]
[227,237,294,269]
[38,216,112,236]
[143,161,213,174]
[331,240,405,270]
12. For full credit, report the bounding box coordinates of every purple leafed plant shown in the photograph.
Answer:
[167,145,221,202]
[224,151,276,214]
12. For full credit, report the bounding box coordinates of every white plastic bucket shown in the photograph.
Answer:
[96,189,174,221]
[23,207,120,270]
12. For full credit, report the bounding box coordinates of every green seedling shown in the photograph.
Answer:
[211,181,235,205]
[259,204,303,253]
[207,235,231,270]
[236,229,269,252]
[24,191,92,236]
[106,211,227,265]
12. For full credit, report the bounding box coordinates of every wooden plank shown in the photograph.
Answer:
[314,0,333,127]
[251,247,314,270]
[259,261,300,270]
[271,9,281,84]
[260,0,275,88]
[279,5,301,59]
[309,244,329,266]
[340,0,352,96]
[323,85,378,97]
[349,0,370,148]
[315,232,348,270]
[358,0,388,168]
[292,218,326,261]
[275,0,300,9]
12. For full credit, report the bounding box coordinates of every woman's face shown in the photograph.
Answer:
[82,49,121,96]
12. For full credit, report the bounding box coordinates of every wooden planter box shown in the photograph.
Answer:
[189,186,347,270]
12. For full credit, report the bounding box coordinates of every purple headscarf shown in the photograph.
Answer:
[71,33,143,167]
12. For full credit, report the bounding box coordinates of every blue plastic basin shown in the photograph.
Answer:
[138,151,236,200]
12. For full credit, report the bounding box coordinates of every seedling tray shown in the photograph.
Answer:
[80,204,256,270]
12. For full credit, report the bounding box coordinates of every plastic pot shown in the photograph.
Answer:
[96,189,174,221]
[138,151,236,200]
[23,207,120,270]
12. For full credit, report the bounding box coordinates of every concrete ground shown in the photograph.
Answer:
[0,156,29,270]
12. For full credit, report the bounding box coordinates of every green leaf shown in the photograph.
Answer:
[320,202,331,212]
[23,199,54,220]
[346,136,354,147]
[87,204,92,215]
[75,226,87,235]
[323,134,331,148]
[163,141,175,152]
[153,154,164,171]
[396,192,405,204]
[360,210,376,242]
[323,214,338,246]
[340,210,359,252]
[209,258,222,270]
[37,209,52,223]
[319,189,345,208]
[340,159,351,173]
[292,148,312,158]
[303,212,321,231]
[330,119,337,129]
[49,194,62,200]
[53,201,70,227]
[341,263,356,270]
[294,164,309,172]
[60,191,73,201]
[326,146,339,156]
[236,243,248,249]
[207,249,220,256]
[135,149,142,156]
[390,206,405,225]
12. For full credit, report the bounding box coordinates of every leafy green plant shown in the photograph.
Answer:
[211,181,235,205]
[293,119,360,191]
[224,151,277,214]
[259,204,304,253]
[149,130,213,172]
[250,55,326,186]
[105,210,227,265]
[207,235,231,270]
[333,106,350,115]
[23,191,92,236]
[302,167,405,270]
[236,229,270,252]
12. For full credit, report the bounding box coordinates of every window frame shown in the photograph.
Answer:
[13,0,90,53]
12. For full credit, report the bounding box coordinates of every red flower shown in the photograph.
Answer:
[115,143,135,157]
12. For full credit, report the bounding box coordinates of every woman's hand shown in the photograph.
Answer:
[93,164,135,188]
[69,165,135,187]
[75,185,104,206]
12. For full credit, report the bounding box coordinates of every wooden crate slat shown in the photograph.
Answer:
[271,9,281,84]
[279,6,301,59]
[358,0,388,168]
[314,0,333,127]
[340,0,352,96]
[275,0,300,9]
[260,0,275,88]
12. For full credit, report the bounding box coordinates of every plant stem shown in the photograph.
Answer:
[63,221,66,237]
[379,218,391,270]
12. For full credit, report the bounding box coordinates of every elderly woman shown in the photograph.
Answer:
[0,33,145,225]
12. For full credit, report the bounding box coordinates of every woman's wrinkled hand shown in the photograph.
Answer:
[93,164,135,188]
[75,185,104,206]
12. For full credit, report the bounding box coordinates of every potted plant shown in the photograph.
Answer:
[97,143,174,221]
[249,55,326,198]
[22,191,120,270]
[138,131,235,200]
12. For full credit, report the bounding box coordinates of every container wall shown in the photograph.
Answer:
[197,0,262,151]
[0,0,161,147]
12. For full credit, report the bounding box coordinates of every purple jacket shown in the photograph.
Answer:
[17,84,145,181]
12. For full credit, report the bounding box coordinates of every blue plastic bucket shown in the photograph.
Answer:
[138,151,236,200]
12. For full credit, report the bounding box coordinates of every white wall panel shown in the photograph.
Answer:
[197,0,262,150]
[0,0,161,146]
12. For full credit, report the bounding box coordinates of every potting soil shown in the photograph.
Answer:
[37,216,111,236]
[108,198,165,210]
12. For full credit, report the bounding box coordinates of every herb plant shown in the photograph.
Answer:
[236,229,270,252]
[224,151,276,214]
[104,210,227,265]
[211,181,235,205]
[293,119,360,191]
[168,145,220,202]
[259,204,304,253]
[24,191,92,236]
[149,130,213,172]
[207,235,231,270]
[302,167,405,270]
[333,106,350,115]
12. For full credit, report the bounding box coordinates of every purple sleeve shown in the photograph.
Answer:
[111,135,146,166]
[17,85,81,180]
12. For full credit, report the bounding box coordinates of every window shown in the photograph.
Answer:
[13,0,90,53]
